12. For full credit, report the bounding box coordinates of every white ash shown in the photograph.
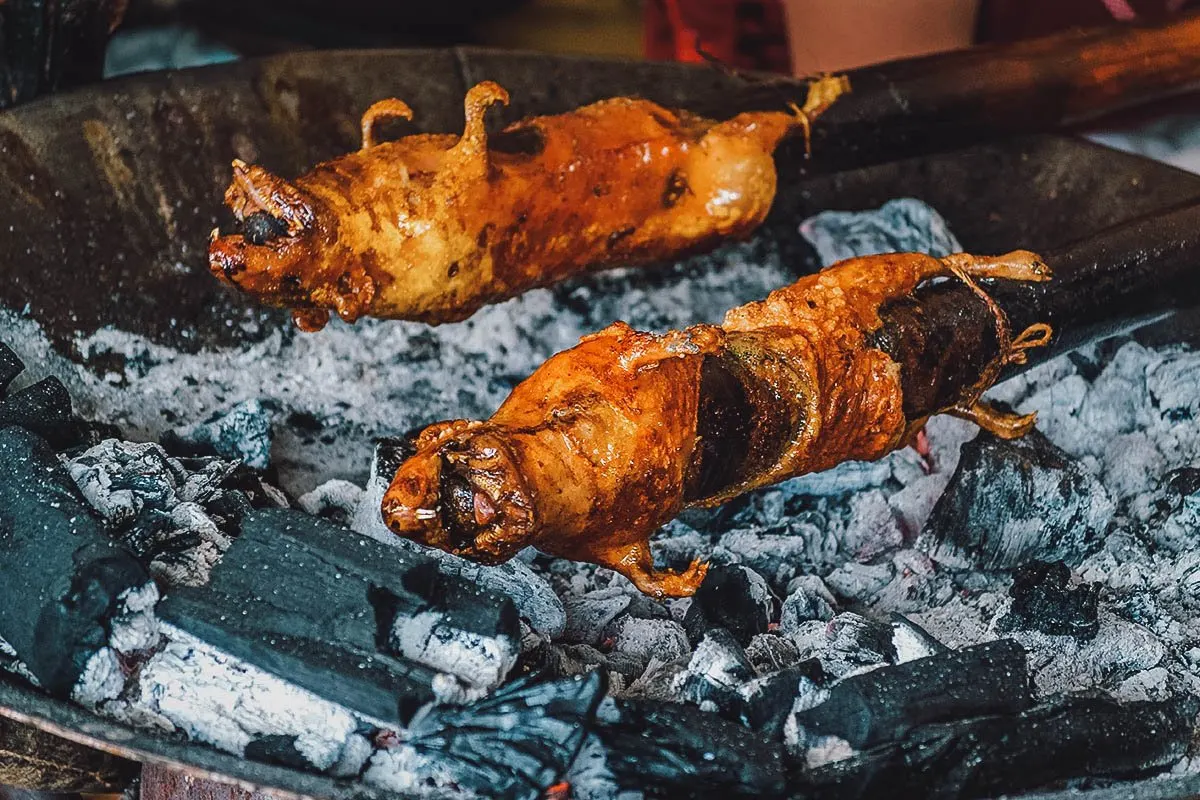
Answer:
[298,479,364,524]
[166,398,273,470]
[391,611,516,693]
[63,439,238,586]
[609,618,690,673]
[72,581,162,709]
[119,622,381,772]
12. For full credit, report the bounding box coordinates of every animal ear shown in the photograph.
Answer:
[227,159,315,235]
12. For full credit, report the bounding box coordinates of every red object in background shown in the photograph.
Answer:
[645,0,793,75]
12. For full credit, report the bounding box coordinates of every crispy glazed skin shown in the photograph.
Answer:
[208,77,848,331]
[381,250,1054,597]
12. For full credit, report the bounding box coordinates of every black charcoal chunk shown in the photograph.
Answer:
[680,628,757,714]
[683,564,775,646]
[562,589,630,645]
[741,661,826,739]
[792,640,1032,749]
[746,633,803,673]
[162,399,273,470]
[0,377,78,448]
[780,575,838,632]
[821,613,897,678]
[244,735,313,771]
[158,508,518,725]
[996,560,1100,640]
[801,694,1198,800]
[0,427,150,696]
[596,697,787,799]
[916,430,1113,569]
[0,343,23,394]
[379,672,605,800]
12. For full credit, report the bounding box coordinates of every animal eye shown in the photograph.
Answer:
[242,212,289,245]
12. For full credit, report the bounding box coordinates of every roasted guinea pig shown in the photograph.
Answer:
[380,249,1053,598]
[208,77,848,331]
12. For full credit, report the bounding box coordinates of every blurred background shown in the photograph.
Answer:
[5,0,1200,168]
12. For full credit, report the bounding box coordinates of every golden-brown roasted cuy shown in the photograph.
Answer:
[208,78,848,331]
[381,250,1054,598]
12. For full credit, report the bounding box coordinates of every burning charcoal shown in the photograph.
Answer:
[679,628,757,714]
[916,429,1114,570]
[623,656,692,702]
[682,564,775,646]
[157,507,519,727]
[0,427,155,703]
[740,660,827,739]
[780,575,838,632]
[594,697,787,799]
[0,376,80,448]
[823,562,895,605]
[562,589,631,645]
[0,343,22,393]
[791,640,1032,750]
[889,614,948,663]
[364,673,604,800]
[297,479,364,527]
[996,560,1100,640]
[801,694,1198,800]
[161,399,274,470]
[353,440,565,636]
[814,613,898,679]
[799,198,963,266]
[747,633,803,673]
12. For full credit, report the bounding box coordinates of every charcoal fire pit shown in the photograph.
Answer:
[4,45,1200,800]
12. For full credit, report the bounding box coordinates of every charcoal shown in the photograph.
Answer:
[595,697,787,799]
[161,399,273,470]
[916,430,1114,570]
[0,343,23,394]
[66,440,241,586]
[0,377,79,448]
[792,640,1032,749]
[365,673,605,800]
[801,694,1198,800]
[889,614,949,663]
[352,441,566,636]
[746,633,803,673]
[819,613,898,678]
[741,661,827,739]
[996,560,1100,640]
[0,427,153,698]
[607,616,691,675]
[779,575,838,632]
[157,508,519,725]
[680,628,757,714]
[244,735,314,771]
[683,564,774,646]
[562,589,631,645]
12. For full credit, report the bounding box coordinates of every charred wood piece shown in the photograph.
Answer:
[0,426,153,700]
[157,508,520,727]
[682,564,775,646]
[595,697,788,799]
[801,694,1199,799]
[996,561,1101,640]
[791,640,1033,750]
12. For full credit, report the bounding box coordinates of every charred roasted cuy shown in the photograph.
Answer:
[207,77,848,331]
[381,250,1053,597]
